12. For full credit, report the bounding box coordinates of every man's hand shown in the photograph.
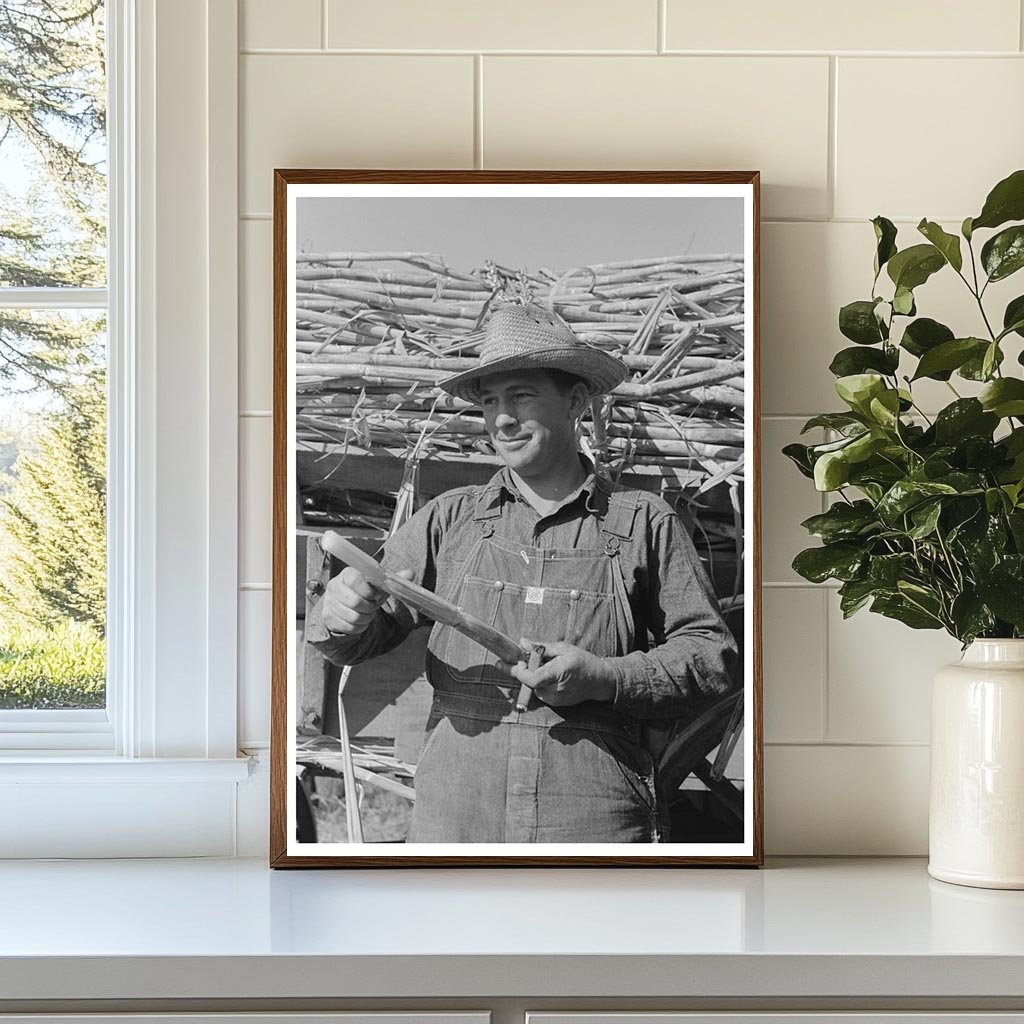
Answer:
[506,639,617,706]
[320,565,414,636]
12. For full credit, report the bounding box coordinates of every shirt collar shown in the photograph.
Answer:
[488,452,609,515]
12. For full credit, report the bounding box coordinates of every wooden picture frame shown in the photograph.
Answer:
[271,170,762,867]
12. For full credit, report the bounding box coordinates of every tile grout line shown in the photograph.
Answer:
[765,740,931,748]
[762,581,841,590]
[1021,0,1024,52]
[820,587,831,743]
[827,55,838,221]
[474,55,484,169]
[321,0,328,50]
[657,0,666,54]
[820,431,832,741]
[237,47,1024,57]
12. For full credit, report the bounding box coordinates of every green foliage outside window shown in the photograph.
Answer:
[0,1,107,709]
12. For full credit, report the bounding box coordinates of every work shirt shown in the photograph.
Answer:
[305,455,739,844]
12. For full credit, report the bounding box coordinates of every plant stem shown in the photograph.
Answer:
[907,398,933,426]
[968,236,981,299]
[976,294,998,341]
[962,235,1003,351]
[935,530,965,592]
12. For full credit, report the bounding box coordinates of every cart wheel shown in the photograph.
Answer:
[296,776,317,843]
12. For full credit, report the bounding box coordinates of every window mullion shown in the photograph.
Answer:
[0,287,108,310]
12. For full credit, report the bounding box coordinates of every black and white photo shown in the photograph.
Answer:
[271,171,762,866]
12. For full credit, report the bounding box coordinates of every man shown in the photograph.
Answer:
[305,301,737,843]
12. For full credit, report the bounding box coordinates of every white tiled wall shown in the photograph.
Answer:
[235,0,1024,854]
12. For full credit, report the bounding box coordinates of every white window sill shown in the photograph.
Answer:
[0,754,252,782]
[0,756,255,858]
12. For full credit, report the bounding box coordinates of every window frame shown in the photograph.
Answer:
[0,0,248,856]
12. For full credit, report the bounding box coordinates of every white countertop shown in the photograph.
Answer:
[1,857,1023,1001]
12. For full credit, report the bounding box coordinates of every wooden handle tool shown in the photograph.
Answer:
[515,642,545,713]
[320,530,528,669]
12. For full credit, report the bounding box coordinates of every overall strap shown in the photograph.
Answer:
[596,481,642,555]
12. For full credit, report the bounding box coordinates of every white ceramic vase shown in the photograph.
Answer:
[929,639,1024,888]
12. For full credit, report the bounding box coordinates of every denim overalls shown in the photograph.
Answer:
[409,482,660,843]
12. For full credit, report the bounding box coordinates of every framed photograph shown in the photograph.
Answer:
[270,170,762,867]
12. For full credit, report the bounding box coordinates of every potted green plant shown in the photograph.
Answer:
[785,168,1024,889]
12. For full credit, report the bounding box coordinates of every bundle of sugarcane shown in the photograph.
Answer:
[294,252,747,580]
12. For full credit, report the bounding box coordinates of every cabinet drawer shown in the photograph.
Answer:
[0,1015,490,1024]
[528,1016,1024,1024]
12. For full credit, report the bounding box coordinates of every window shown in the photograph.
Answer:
[0,0,110,749]
[0,0,246,857]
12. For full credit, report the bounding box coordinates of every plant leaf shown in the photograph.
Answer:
[829,345,899,377]
[900,317,955,359]
[800,412,865,434]
[868,389,902,430]
[800,500,879,543]
[839,299,887,345]
[877,479,958,524]
[835,373,886,414]
[1002,295,1024,340]
[979,378,1024,418]
[908,500,943,539]
[982,341,1001,381]
[873,216,898,277]
[950,593,996,644]
[932,470,986,493]
[792,542,866,583]
[814,450,851,491]
[981,225,1024,282]
[868,552,915,587]
[1007,428,1024,456]
[911,337,988,380]
[960,343,1004,380]
[971,168,1024,232]
[892,286,916,316]
[782,442,815,479]
[838,579,878,617]
[871,593,943,629]
[886,243,946,291]
[976,576,1024,629]
[917,219,963,272]
[845,431,888,463]
[1008,508,1024,547]
[933,399,999,445]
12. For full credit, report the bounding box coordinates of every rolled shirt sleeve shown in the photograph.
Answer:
[608,508,739,720]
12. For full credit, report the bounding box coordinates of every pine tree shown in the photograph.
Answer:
[0,0,106,393]
[0,372,106,632]
[0,2,107,692]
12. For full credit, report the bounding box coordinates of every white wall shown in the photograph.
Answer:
[233,0,1024,855]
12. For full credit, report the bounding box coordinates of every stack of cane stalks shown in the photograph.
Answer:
[295,252,746,583]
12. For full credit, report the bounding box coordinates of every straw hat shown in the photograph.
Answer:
[438,302,629,404]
